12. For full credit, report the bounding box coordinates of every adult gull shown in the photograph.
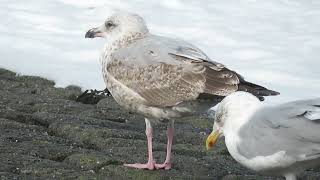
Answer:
[85,12,279,170]
[206,92,320,180]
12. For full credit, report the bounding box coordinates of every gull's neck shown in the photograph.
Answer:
[100,31,149,67]
[105,32,149,53]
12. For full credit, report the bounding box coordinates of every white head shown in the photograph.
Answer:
[206,92,261,150]
[85,12,149,43]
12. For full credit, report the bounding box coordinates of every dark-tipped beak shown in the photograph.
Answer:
[85,28,103,38]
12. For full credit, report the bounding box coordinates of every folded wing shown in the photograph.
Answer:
[238,98,320,161]
[107,35,278,107]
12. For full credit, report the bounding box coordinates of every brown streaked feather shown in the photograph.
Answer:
[203,67,240,96]
[107,59,206,107]
[107,55,249,107]
[205,68,240,85]
[170,53,241,95]
[106,35,279,107]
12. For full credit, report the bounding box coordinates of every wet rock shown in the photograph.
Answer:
[0,68,319,179]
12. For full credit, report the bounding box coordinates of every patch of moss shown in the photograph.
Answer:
[176,117,212,129]
[174,143,206,157]
[64,153,119,171]
[32,140,50,145]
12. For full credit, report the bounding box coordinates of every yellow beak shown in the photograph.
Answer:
[206,130,221,150]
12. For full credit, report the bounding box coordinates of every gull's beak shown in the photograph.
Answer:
[85,27,104,38]
[206,130,221,150]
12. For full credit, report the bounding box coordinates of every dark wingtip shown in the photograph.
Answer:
[258,89,279,101]
[269,90,280,96]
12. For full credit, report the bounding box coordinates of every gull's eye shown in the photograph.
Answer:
[215,114,222,123]
[105,21,114,28]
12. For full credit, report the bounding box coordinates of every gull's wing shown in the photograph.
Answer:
[107,35,277,107]
[238,98,320,161]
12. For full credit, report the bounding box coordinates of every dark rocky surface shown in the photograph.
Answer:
[0,68,319,180]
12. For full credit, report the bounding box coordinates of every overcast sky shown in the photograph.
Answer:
[0,0,319,104]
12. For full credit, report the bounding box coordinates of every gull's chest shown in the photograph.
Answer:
[101,55,146,112]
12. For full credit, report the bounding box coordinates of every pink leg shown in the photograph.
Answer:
[124,119,155,170]
[155,125,174,170]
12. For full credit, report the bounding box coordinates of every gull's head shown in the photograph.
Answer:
[206,92,261,150]
[85,12,149,42]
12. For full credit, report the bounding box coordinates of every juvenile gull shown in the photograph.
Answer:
[206,92,320,180]
[85,12,279,170]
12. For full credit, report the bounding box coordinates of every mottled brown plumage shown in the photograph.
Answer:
[85,12,279,170]
[106,35,278,108]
